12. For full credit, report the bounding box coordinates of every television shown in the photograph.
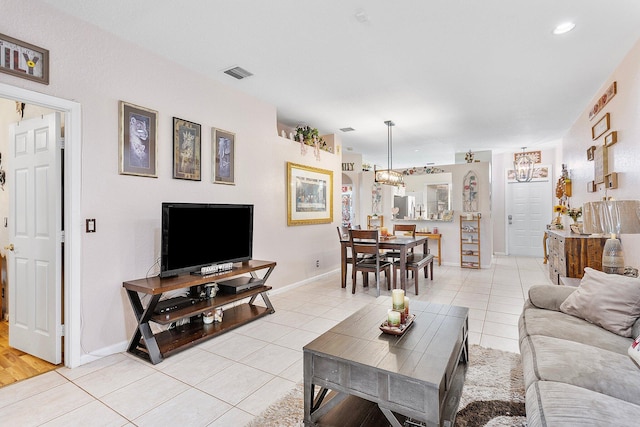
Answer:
[160,202,254,278]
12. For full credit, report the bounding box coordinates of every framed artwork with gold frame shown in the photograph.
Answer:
[287,162,333,225]
[173,117,201,181]
[592,113,610,140]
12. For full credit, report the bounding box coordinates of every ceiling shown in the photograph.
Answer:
[43,0,640,168]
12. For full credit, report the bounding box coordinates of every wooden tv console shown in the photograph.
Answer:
[123,259,276,364]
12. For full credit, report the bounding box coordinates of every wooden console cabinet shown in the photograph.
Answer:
[547,230,607,284]
[123,260,276,364]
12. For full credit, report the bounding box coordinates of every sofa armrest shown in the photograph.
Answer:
[528,284,576,311]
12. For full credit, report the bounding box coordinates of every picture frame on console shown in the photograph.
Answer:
[287,162,333,225]
[119,101,158,178]
[173,117,201,181]
[212,128,235,185]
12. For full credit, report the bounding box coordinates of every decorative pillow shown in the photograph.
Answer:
[630,336,640,368]
[559,267,640,337]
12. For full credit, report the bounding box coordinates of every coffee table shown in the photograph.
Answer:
[303,302,468,427]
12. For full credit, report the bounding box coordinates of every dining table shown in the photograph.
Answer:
[340,234,429,295]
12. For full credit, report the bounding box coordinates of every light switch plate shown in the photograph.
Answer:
[86,219,96,233]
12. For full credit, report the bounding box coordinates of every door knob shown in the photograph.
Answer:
[508,214,513,225]
[4,243,13,251]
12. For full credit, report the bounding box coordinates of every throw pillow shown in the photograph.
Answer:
[630,336,640,368]
[559,267,640,337]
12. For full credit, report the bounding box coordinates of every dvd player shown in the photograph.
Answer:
[217,276,264,294]
[154,296,197,314]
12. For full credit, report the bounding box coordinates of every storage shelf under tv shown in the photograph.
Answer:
[123,260,276,364]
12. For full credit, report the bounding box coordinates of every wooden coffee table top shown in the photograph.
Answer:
[303,301,468,384]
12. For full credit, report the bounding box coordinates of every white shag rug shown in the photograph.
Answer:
[247,345,525,427]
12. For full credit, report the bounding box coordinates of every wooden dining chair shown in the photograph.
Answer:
[385,223,417,261]
[349,229,392,295]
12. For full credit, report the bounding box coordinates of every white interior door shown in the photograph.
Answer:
[7,113,62,364]
[506,173,552,257]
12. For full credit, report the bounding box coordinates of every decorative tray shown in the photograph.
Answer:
[379,235,397,241]
[379,314,416,335]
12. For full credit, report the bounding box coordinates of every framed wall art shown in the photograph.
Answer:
[604,131,618,147]
[119,101,158,177]
[287,162,333,225]
[513,150,541,164]
[591,113,610,140]
[173,117,201,181]
[212,128,235,185]
[589,81,617,120]
[0,32,49,84]
[594,144,608,184]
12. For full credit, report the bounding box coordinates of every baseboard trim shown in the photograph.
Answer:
[79,340,128,366]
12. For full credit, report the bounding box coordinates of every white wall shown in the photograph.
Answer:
[561,37,640,268]
[0,2,342,357]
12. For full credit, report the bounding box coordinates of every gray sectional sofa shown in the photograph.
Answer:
[519,268,640,426]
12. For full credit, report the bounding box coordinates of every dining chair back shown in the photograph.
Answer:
[349,229,392,295]
[385,224,417,260]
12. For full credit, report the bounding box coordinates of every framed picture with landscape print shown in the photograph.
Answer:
[173,117,201,181]
[287,162,333,225]
[119,101,158,177]
[212,128,235,184]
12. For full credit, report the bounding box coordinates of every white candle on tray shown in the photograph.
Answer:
[392,289,405,310]
[388,310,401,327]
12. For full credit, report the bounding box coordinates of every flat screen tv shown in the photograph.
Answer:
[160,202,253,278]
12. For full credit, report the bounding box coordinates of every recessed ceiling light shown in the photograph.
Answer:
[553,22,576,35]
[340,127,355,132]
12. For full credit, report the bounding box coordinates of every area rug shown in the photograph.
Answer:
[247,345,525,427]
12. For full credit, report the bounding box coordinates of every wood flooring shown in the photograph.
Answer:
[0,321,60,387]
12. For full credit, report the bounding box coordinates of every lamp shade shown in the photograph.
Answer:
[582,200,640,236]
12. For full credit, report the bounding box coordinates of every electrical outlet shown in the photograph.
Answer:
[316,259,320,268]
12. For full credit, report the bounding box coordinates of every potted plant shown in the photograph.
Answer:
[295,125,326,148]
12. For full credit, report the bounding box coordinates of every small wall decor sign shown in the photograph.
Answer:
[0,33,49,84]
[513,150,541,164]
[589,81,617,120]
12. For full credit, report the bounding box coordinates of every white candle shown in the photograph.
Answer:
[392,289,405,310]
[388,310,401,327]
[404,297,410,316]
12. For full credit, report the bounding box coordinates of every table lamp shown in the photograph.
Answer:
[583,200,640,274]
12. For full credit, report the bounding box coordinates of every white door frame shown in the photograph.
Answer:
[1,82,82,368]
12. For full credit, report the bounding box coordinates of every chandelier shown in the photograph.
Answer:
[514,147,534,182]
[375,120,404,186]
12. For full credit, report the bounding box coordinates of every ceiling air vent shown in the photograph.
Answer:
[223,66,253,80]
[340,127,355,132]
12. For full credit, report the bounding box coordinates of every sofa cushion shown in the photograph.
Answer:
[521,334,640,405]
[528,285,575,311]
[519,303,632,355]
[526,381,640,427]
[559,267,640,337]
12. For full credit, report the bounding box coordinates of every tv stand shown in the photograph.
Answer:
[123,259,276,364]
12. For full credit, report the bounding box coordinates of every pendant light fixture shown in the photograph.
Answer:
[375,120,404,186]
[514,147,534,182]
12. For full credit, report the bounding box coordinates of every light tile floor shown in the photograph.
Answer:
[0,255,552,425]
